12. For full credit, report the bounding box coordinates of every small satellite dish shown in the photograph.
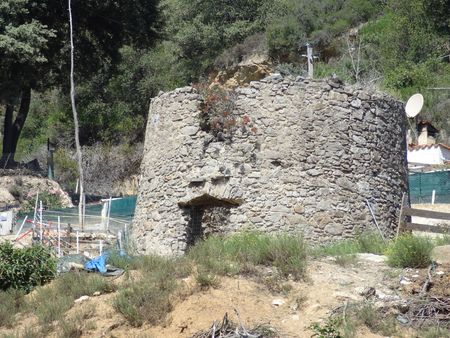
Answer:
[405,93,424,118]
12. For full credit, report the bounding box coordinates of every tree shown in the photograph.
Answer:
[424,0,450,35]
[162,0,270,80]
[0,0,160,167]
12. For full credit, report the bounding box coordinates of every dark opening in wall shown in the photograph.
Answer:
[180,194,240,247]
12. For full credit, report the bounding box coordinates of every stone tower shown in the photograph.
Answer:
[132,75,408,255]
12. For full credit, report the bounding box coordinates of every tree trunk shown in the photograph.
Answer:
[0,87,31,168]
[1,104,14,167]
[10,87,31,156]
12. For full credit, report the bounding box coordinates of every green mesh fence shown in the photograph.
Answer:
[16,196,138,233]
[108,196,137,220]
[409,170,450,204]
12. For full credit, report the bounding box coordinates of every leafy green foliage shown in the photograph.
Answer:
[0,0,161,161]
[53,148,78,191]
[310,318,343,338]
[8,179,65,212]
[386,235,434,268]
[162,0,269,80]
[6,0,450,156]
[328,301,399,338]
[0,242,56,292]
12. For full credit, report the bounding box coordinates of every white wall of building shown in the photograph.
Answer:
[407,146,445,165]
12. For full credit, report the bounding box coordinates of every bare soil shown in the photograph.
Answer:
[0,255,405,338]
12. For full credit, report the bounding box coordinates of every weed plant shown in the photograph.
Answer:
[28,271,115,324]
[57,304,96,338]
[433,235,450,247]
[386,234,434,268]
[195,268,219,290]
[418,326,450,338]
[0,289,25,327]
[311,232,388,259]
[326,301,398,338]
[113,255,186,327]
[188,232,307,280]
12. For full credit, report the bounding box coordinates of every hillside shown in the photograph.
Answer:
[0,256,398,337]
[2,0,449,187]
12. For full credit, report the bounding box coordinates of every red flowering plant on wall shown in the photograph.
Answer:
[193,82,257,141]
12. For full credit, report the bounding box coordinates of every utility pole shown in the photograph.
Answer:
[306,43,313,79]
[301,43,318,79]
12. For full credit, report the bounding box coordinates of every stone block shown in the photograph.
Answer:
[324,223,344,235]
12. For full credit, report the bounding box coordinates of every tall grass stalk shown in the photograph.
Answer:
[188,232,308,280]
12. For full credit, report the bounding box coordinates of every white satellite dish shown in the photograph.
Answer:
[405,93,424,118]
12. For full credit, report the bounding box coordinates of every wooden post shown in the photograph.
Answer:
[39,201,43,244]
[124,224,128,246]
[82,193,86,229]
[432,190,436,205]
[117,231,122,251]
[76,231,80,254]
[106,197,112,231]
[306,43,314,79]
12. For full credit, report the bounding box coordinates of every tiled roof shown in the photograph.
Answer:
[408,143,450,151]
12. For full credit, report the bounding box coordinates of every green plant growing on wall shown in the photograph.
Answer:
[194,82,257,141]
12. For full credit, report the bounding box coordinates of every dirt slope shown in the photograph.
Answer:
[1,255,401,338]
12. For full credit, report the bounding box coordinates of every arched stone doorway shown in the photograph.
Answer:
[179,194,240,247]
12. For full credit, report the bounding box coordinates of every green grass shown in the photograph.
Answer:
[354,302,397,336]
[188,232,308,280]
[311,232,388,260]
[113,255,187,327]
[386,234,434,268]
[432,235,450,247]
[418,326,450,338]
[327,301,398,338]
[57,304,96,338]
[312,232,436,269]
[0,289,25,327]
[195,268,219,290]
[106,251,136,271]
[28,271,116,324]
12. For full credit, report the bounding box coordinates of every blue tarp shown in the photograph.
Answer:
[83,250,128,274]
[84,253,109,273]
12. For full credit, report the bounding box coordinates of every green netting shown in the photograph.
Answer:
[409,170,450,204]
[109,196,137,220]
[16,196,138,233]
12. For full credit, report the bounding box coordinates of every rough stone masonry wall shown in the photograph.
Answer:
[132,75,408,256]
